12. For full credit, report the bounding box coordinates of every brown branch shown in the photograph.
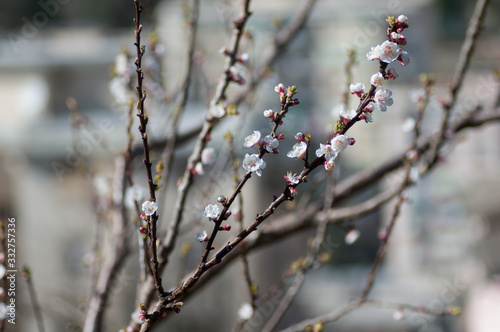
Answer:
[227,133,258,306]
[429,0,490,165]
[83,156,130,332]
[21,267,45,332]
[226,0,317,107]
[278,298,459,332]
[342,49,357,107]
[358,180,408,301]
[133,0,164,296]
[158,0,200,198]
[159,0,252,271]
[125,3,500,330]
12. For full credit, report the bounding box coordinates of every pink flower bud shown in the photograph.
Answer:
[378,229,387,240]
[238,53,249,66]
[263,109,274,119]
[220,224,231,231]
[139,227,148,234]
[295,132,305,142]
[274,83,285,94]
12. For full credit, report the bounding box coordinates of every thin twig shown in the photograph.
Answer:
[359,69,432,302]
[278,298,459,332]
[141,105,500,332]
[157,0,200,201]
[22,267,46,332]
[158,0,252,276]
[342,49,357,108]
[228,133,258,306]
[429,0,489,166]
[133,0,164,296]
[83,156,130,332]
[358,178,408,301]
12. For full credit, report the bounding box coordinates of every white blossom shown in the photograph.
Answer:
[401,117,416,133]
[409,166,420,183]
[315,143,337,161]
[194,162,204,175]
[238,303,254,320]
[331,135,350,153]
[397,15,408,24]
[349,82,365,95]
[284,171,300,185]
[324,159,335,171]
[201,147,217,165]
[242,154,266,176]
[387,67,399,79]
[210,103,226,118]
[294,132,305,141]
[345,229,360,245]
[109,77,132,105]
[398,50,410,66]
[263,109,274,118]
[339,105,357,120]
[274,83,285,94]
[203,204,220,219]
[244,130,261,148]
[239,53,249,66]
[263,135,279,153]
[195,230,208,242]
[125,185,146,208]
[370,72,384,87]
[363,111,373,123]
[393,308,405,320]
[115,53,129,76]
[0,302,6,320]
[374,89,394,112]
[229,66,245,79]
[287,141,308,159]
[142,200,158,216]
[93,175,110,197]
[367,41,400,63]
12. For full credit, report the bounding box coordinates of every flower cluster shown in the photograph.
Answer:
[342,14,410,123]
[243,130,280,153]
[315,134,355,170]
[367,15,409,66]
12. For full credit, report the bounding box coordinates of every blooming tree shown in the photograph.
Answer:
[6,0,500,331]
